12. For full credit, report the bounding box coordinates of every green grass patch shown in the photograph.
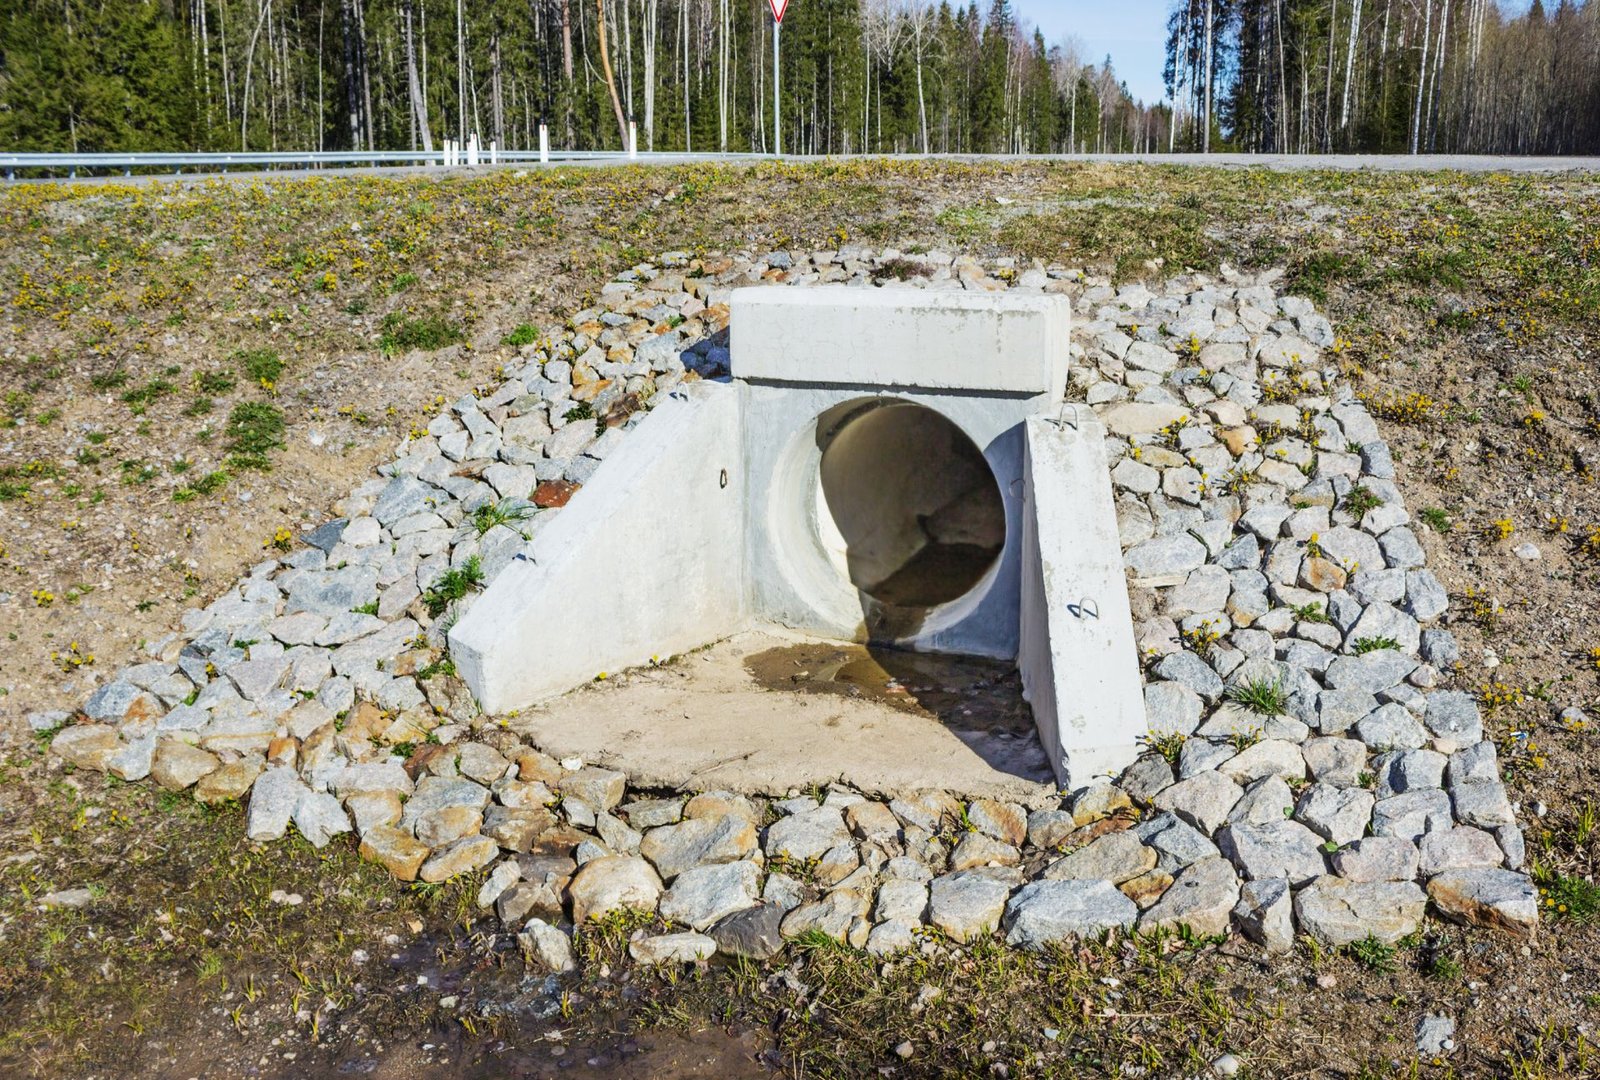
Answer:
[1352,636,1401,655]
[224,402,285,470]
[235,348,284,386]
[1226,676,1288,716]
[380,312,464,356]
[502,323,539,347]
[422,556,485,617]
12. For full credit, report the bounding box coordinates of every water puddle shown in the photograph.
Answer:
[743,641,1038,743]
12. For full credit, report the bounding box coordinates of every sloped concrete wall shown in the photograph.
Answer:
[1018,410,1147,789]
[451,381,747,712]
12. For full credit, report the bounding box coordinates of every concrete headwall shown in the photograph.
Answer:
[450,381,747,712]
[731,287,1069,400]
[1018,411,1147,789]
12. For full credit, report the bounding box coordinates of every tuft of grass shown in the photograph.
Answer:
[472,499,535,536]
[1351,636,1401,655]
[1343,485,1382,519]
[195,369,237,395]
[235,348,284,386]
[224,401,285,470]
[1290,250,1359,303]
[1291,602,1329,624]
[1226,676,1288,716]
[502,323,539,347]
[1347,935,1397,973]
[423,556,485,617]
[1423,948,1463,981]
[1538,873,1600,922]
[1419,507,1452,532]
[380,312,463,356]
[121,378,175,407]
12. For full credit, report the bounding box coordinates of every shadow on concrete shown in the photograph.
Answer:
[741,639,1052,787]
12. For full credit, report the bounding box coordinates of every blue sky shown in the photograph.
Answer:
[1021,0,1538,107]
[1024,0,1173,106]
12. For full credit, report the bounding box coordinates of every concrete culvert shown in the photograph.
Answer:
[817,399,1005,608]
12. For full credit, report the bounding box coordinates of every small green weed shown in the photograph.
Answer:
[503,324,539,347]
[1226,676,1288,716]
[1347,935,1396,972]
[423,556,486,617]
[1352,636,1401,655]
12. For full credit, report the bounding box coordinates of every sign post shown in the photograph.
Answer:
[769,0,788,156]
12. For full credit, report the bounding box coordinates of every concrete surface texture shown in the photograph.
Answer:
[1018,410,1146,788]
[502,629,1059,803]
[450,381,747,712]
[730,286,1070,397]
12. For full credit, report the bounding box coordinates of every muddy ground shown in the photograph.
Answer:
[2,161,1600,1077]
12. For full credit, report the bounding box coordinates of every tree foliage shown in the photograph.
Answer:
[1167,0,1600,153]
[0,0,1167,154]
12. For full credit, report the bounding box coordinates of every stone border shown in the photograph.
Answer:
[37,246,1536,965]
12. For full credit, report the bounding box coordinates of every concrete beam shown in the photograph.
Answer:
[1018,410,1146,790]
[731,287,1069,399]
[450,382,747,713]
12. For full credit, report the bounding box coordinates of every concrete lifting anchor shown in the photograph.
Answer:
[450,287,1148,789]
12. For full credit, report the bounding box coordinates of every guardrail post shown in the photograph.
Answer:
[468,134,479,167]
[539,125,549,165]
[490,140,498,165]
[629,121,638,160]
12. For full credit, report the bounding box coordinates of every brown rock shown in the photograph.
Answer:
[415,805,483,847]
[684,790,761,824]
[360,825,432,881]
[1119,869,1175,909]
[569,855,663,924]
[345,789,404,834]
[195,758,263,803]
[483,806,556,852]
[516,748,564,785]
[530,826,594,858]
[1300,557,1349,593]
[556,766,627,811]
[1219,426,1259,456]
[149,741,221,791]
[404,743,455,780]
[1057,815,1137,850]
[845,801,903,844]
[1071,784,1134,827]
[266,736,299,768]
[966,798,1028,846]
[51,725,122,771]
[570,378,613,404]
[532,480,580,509]
[1426,869,1539,939]
[419,836,500,883]
[890,790,964,833]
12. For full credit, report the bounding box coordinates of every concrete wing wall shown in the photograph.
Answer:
[1018,411,1147,790]
[450,381,747,713]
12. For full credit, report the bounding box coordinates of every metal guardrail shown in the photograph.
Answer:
[0,148,769,180]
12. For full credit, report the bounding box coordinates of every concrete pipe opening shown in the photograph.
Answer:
[817,399,1006,609]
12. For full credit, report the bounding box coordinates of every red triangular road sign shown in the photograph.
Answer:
[769,0,789,23]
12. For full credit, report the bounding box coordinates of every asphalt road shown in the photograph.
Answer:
[7,150,1599,186]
